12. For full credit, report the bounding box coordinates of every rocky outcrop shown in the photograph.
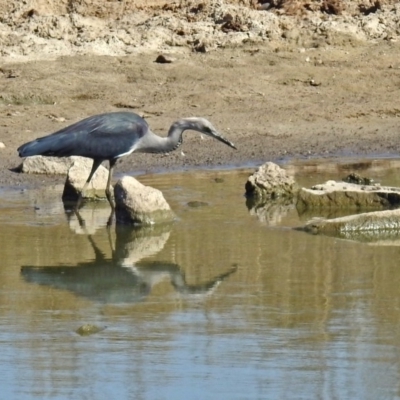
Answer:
[297,180,400,211]
[62,158,109,201]
[2,0,400,61]
[245,162,298,201]
[114,176,175,225]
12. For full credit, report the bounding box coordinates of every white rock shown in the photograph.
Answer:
[62,159,110,201]
[114,176,175,225]
[245,161,298,200]
[20,155,91,175]
[363,16,384,37]
[297,180,400,210]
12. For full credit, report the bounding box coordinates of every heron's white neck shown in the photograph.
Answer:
[135,119,198,154]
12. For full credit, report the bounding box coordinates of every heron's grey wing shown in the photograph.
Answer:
[18,112,149,159]
[85,112,149,159]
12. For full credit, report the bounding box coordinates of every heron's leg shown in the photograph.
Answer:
[75,159,102,210]
[105,159,117,210]
[107,209,115,227]
[105,159,117,227]
[73,208,85,228]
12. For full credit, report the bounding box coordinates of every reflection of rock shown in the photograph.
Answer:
[297,180,400,211]
[247,198,294,225]
[245,162,298,201]
[296,207,362,221]
[67,204,114,234]
[62,158,109,201]
[21,224,237,304]
[114,176,175,225]
[19,155,88,175]
[300,208,400,240]
[114,224,172,265]
[366,236,400,246]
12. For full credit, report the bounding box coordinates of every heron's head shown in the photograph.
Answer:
[184,117,237,149]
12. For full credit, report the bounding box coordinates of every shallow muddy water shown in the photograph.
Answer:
[2,157,400,399]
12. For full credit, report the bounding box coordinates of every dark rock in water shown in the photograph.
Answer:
[342,172,375,186]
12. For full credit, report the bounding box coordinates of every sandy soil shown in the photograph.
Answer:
[1,0,400,188]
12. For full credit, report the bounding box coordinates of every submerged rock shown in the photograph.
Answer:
[62,158,109,201]
[245,162,298,201]
[297,180,400,211]
[76,324,106,336]
[187,201,208,208]
[301,208,400,237]
[114,176,175,226]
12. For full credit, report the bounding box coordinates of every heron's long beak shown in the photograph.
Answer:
[212,131,237,149]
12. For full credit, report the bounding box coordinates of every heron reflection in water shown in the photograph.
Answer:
[21,224,237,305]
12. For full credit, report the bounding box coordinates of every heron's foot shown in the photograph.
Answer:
[105,188,116,210]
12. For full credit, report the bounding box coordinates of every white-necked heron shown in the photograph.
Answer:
[18,111,236,208]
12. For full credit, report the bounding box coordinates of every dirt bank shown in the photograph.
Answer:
[1,1,400,189]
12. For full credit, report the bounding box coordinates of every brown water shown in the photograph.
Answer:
[2,157,400,399]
